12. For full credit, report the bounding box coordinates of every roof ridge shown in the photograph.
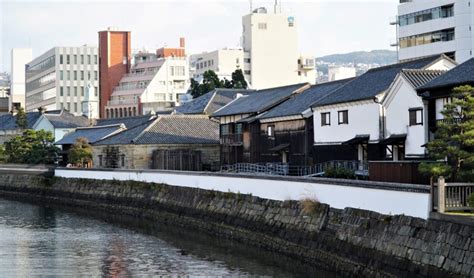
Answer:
[364,55,443,73]
[132,117,161,143]
[80,123,124,130]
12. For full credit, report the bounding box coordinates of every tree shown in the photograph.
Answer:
[68,137,93,167]
[231,69,248,89]
[419,85,474,182]
[4,129,58,164]
[189,69,249,98]
[15,107,28,129]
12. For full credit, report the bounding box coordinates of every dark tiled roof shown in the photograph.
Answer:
[93,120,153,145]
[55,124,124,145]
[259,78,353,120]
[134,115,219,145]
[315,55,445,106]
[0,111,44,130]
[95,114,157,129]
[44,111,90,128]
[417,58,474,91]
[175,89,255,115]
[212,83,308,117]
[400,69,446,88]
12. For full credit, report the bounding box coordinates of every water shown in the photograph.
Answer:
[0,198,336,277]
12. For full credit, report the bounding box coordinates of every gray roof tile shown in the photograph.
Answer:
[55,124,124,145]
[401,69,446,88]
[93,120,153,145]
[95,114,157,129]
[315,55,446,106]
[417,58,474,91]
[44,111,90,128]
[212,83,308,117]
[0,110,63,130]
[259,78,353,120]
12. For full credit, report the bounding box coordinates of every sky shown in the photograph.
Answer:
[0,0,398,72]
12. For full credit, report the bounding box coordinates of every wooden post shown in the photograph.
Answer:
[438,176,446,213]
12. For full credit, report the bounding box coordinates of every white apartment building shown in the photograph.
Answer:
[105,52,189,118]
[25,46,99,117]
[396,0,473,63]
[242,6,316,89]
[328,66,356,81]
[10,48,32,111]
[0,73,10,98]
[190,48,244,82]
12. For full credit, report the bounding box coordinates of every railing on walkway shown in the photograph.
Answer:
[434,178,474,212]
[220,160,369,177]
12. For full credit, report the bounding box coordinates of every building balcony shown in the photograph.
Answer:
[107,98,139,106]
[220,133,243,145]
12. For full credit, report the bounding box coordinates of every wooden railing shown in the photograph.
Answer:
[435,178,474,212]
[220,134,243,145]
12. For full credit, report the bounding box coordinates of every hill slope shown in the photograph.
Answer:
[316,50,397,65]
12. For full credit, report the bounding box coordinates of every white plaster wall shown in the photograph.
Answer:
[385,78,426,156]
[55,169,431,219]
[313,101,381,144]
[33,117,54,136]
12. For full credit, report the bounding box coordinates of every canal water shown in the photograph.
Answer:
[0,198,337,277]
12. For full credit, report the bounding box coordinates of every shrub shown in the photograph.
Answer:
[468,193,474,208]
[324,167,356,179]
[300,198,320,215]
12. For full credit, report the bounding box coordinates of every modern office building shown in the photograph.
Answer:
[25,46,99,117]
[395,0,473,63]
[98,28,132,119]
[241,5,316,89]
[104,39,189,118]
[190,48,244,82]
[0,73,10,98]
[10,48,32,111]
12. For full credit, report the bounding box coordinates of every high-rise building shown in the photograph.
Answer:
[190,48,244,82]
[25,46,99,116]
[98,28,132,118]
[10,48,32,111]
[394,0,473,63]
[104,39,189,118]
[241,6,315,89]
[0,72,10,98]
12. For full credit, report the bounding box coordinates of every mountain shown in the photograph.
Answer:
[316,50,397,66]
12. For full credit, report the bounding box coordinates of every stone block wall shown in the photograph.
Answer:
[0,174,472,277]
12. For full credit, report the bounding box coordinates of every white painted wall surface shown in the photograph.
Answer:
[384,77,426,157]
[55,169,431,219]
[313,100,381,144]
[10,48,33,110]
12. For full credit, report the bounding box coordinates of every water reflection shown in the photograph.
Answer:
[0,198,337,277]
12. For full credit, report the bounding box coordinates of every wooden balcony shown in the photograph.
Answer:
[220,133,243,146]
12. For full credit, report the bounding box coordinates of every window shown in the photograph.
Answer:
[235,123,243,134]
[267,125,275,137]
[94,55,98,64]
[94,71,98,80]
[409,108,423,126]
[87,55,91,64]
[120,154,125,167]
[66,71,70,80]
[73,55,77,64]
[67,103,70,111]
[399,28,455,49]
[60,71,64,80]
[80,55,84,64]
[73,103,77,112]
[95,87,98,97]
[80,71,84,80]
[67,87,70,96]
[73,71,77,80]
[220,124,230,135]
[99,155,103,167]
[258,22,267,30]
[236,58,240,64]
[244,70,251,75]
[81,87,85,97]
[60,55,63,64]
[244,58,251,63]
[74,87,77,96]
[60,87,64,96]
[321,112,330,126]
[66,55,70,64]
[338,110,348,125]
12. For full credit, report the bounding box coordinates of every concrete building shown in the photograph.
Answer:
[241,6,315,89]
[328,66,356,82]
[98,28,132,119]
[10,48,32,111]
[395,0,473,63]
[104,39,189,118]
[0,73,10,114]
[190,48,244,82]
[25,46,99,117]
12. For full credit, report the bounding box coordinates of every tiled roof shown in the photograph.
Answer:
[95,114,157,129]
[55,124,124,145]
[44,110,90,128]
[0,110,61,130]
[315,55,446,106]
[212,83,308,117]
[417,58,474,91]
[93,120,153,145]
[259,78,354,120]
[175,89,255,115]
[134,115,219,145]
[400,69,446,88]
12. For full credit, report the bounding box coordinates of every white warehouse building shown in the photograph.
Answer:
[395,0,474,63]
[190,48,244,82]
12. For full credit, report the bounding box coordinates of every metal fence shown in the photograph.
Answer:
[220,160,369,177]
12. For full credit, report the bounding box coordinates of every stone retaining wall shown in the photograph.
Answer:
[0,174,472,277]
